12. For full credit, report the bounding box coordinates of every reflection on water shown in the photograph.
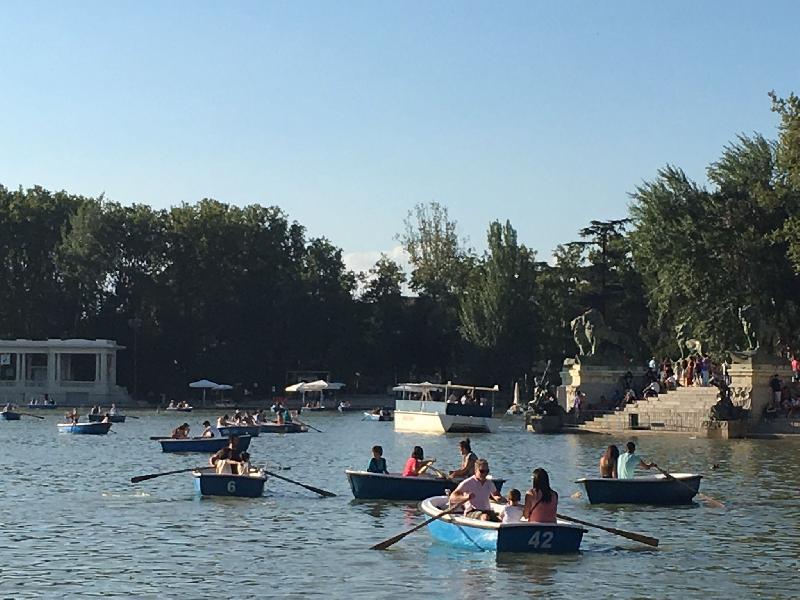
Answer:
[0,412,798,598]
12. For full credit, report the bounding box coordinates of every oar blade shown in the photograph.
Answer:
[607,527,659,547]
[371,532,408,551]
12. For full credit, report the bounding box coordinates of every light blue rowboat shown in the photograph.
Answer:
[420,496,585,553]
[57,422,112,435]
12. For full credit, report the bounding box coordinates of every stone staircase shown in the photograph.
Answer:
[574,386,720,433]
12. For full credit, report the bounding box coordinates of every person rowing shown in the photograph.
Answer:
[209,435,244,474]
[401,446,436,477]
[171,423,190,439]
[448,459,506,521]
[617,441,657,479]
[448,438,478,479]
[201,420,220,438]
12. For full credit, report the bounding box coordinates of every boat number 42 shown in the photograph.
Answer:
[528,531,553,548]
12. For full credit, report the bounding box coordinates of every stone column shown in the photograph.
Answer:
[728,353,791,423]
[558,359,635,411]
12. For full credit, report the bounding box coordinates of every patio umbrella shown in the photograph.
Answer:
[513,381,520,406]
[189,379,219,405]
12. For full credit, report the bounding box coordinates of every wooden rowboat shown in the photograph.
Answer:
[158,435,252,453]
[217,424,261,437]
[420,496,586,553]
[1,411,21,421]
[259,422,307,434]
[362,411,393,421]
[345,470,506,501]
[575,473,702,505]
[193,467,267,498]
[57,422,112,435]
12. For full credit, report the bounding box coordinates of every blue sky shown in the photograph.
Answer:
[1,1,797,273]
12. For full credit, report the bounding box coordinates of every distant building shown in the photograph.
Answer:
[0,339,130,406]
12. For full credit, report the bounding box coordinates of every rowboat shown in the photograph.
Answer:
[165,406,193,412]
[88,413,126,423]
[1,411,21,421]
[193,466,267,498]
[420,496,586,553]
[345,470,506,501]
[28,403,58,410]
[363,411,393,422]
[575,473,702,504]
[217,424,261,437]
[57,422,112,435]
[159,435,252,453]
[259,422,307,434]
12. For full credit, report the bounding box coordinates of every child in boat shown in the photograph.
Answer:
[367,445,388,474]
[238,452,252,475]
[499,489,524,523]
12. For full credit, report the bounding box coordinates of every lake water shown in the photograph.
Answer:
[0,411,797,599]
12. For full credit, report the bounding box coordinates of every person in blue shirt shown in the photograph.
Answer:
[367,445,388,474]
[617,441,657,479]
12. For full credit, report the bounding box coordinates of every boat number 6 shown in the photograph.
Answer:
[528,531,553,548]
[227,481,236,493]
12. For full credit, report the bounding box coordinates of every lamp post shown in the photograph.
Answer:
[128,318,143,401]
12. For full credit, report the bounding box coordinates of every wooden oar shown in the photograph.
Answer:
[19,412,46,420]
[371,499,468,550]
[655,466,725,509]
[556,513,659,547]
[149,436,169,440]
[131,467,203,483]
[264,470,336,498]
[426,465,458,485]
[125,415,140,419]
[294,418,322,433]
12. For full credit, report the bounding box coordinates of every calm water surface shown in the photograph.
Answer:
[0,411,798,599]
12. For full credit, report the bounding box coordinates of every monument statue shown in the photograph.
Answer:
[674,321,691,359]
[570,308,633,359]
[738,304,778,354]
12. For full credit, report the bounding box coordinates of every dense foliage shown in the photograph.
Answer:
[2,93,799,400]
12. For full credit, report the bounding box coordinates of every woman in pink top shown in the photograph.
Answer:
[401,445,435,476]
[523,468,558,523]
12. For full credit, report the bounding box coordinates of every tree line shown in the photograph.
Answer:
[2,93,799,401]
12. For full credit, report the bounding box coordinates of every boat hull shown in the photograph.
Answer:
[193,470,266,498]
[259,422,306,434]
[165,407,193,412]
[421,496,585,553]
[346,470,505,500]
[525,414,563,434]
[217,425,261,437]
[159,435,252,453]
[28,404,57,409]
[394,411,498,433]
[1,411,21,421]
[88,414,126,423]
[57,422,112,435]
[576,474,702,504]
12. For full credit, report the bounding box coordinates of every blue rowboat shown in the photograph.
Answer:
[259,422,307,434]
[28,403,58,409]
[575,473,702,505]
[345,470,506,501]
[193,467,267,498]
[217,425,261,437]
[159,435,252,453]
[57,422,112,435]
[1,411,21,421]
[88,413,126,423]
[165,406,193,412]
[421,496,585,553]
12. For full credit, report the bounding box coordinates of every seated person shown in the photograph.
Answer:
[401,446,435,477]
[523,468,558,523]
[367,445,388,474]
[201,420,218,437]
[764,399,779,419]
[171,423,190,439]
[216,414,230,427]
[499,488,524,523]
[449,459,505,521]
[642,380,660,398]
[167,400,177,409]
[209,436,243,474]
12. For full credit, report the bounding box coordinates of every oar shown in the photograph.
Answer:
[294,418,322,433]
[131,467,204,483]
[19,412,46,420]
[264,470,336,498]
[149,436,170,440]
[371,499,468,550]
[426,465,458,485]
[655,466,725,509]
[126,415,140,419]
[556,513,659,547]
